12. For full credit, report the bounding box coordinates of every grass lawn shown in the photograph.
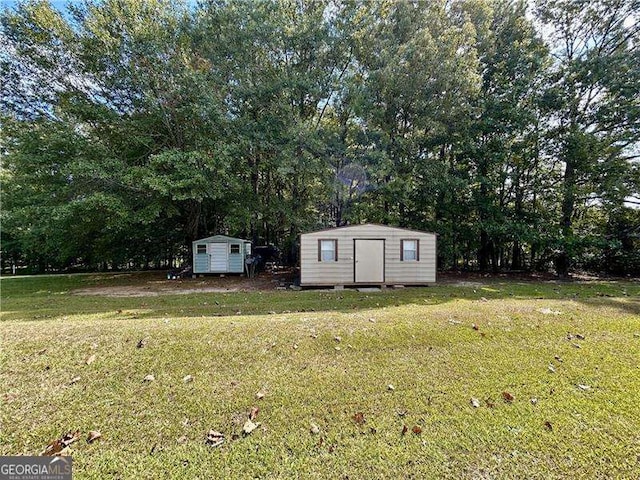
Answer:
[1,273,639,478]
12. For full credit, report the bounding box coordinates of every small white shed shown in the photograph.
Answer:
[300,224,436,287]
[192,235,251,274]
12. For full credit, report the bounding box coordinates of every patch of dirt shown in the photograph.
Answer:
[73,286,240,297]
[72,271,295,297]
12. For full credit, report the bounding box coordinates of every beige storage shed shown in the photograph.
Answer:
[300,224,436,287]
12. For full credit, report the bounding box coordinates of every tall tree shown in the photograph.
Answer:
[536,0,640,276]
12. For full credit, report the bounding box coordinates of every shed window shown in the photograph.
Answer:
[230,244,240,254]
[196,244,207,254]
[318,239,338,262]
[401,240,419,261]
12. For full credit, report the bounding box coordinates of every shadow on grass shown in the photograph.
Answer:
[1,272,638,322]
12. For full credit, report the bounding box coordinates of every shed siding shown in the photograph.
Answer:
[228,253,244,273]
[194,254,210,273]
[301,225,436,285]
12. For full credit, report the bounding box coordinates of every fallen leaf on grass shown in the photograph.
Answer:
[575,334,585,340]
[41,430,81,456]
[548,365,556,373]
[293,344,298,350]
[256,390,266,399]
[472,323,479,331]
[177,435,188,444]
[412,425,422,435]
[69,376,81,385]
[480,297,488,302]
[87,431,101,443]
[554,355,563,362]
[471,397,481,408]
[502,391,515,402]
[85,354,96,365]
[143,374,155,382]
[249,407,259,421]
[544,421,553,431]
[182,375,193,383]
[401,425,408,435]
[205,430,225,447]
[136,339,147,348]
[539,308,562,315]
[577,384,591,391]
[334,336,342,342]
[310,422,320,435]
[353,412,365,425]
[242,419,260,435]
[387,384,395,391]
[531,398,538,405]
[572,343,581,349]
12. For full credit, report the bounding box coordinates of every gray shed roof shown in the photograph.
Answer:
[301,223,437,236]
[192,235,251,244]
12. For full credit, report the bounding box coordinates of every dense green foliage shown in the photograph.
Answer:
[1,0,639,274]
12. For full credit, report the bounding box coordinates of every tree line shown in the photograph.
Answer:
[1,0,639,275]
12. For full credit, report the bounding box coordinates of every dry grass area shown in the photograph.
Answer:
[1,273,639,479]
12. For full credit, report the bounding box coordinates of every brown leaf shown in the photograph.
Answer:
[85,354,96,365]
[502,391,514,402]
[544,421,553,431]
[412,425,422,435]
[472,323,479,330]
[353,412,365,425]
[87,431,102,443]
[470,397,481,408]
[249,407,259,421]
[41,430,81,456]
[401,425,408,436]
[205,429,225,447]
[486,399,495,408]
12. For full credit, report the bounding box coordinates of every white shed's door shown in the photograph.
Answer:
[208,243,228,272]
[354,239,384,283]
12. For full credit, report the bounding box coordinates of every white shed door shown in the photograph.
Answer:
[209,243,228,271]
[354,239,384,283]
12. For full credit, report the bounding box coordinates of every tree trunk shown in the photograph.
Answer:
[555,158,576,278]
